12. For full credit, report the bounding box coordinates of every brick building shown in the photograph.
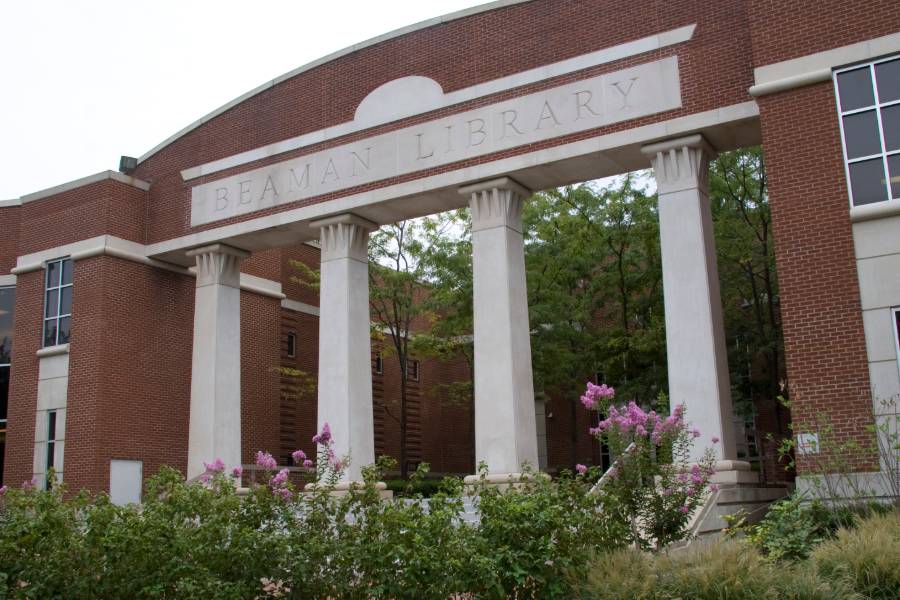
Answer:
[1,0,899,500]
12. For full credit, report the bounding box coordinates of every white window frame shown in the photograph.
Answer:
[42,257,73,348]
[834,54,900,208]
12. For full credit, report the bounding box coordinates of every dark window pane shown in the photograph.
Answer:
[875,59,900,103]
[849,158,888,205]
[48,411,56,440]
[287,332,296,357]
[44,289,58,319]
[44,320,57,347]
[896,311,900,352]
[59,287,72,317]
[843,111,882,158]
[889,154,900,199]
[0,366,9,421]
[61,259,72,286]
[45,261,59,288]
[0,287,13,364]
[47,441,55,470]
[57,317,71,345]
[882,104,900,152]
[838,67,875,111]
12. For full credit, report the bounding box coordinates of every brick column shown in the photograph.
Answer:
[186,243,249,479]
[460,177,539,480]
[309,214,378,483]
[642,135,737,463]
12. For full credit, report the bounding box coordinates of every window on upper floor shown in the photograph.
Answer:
[286,331,296,358]
[407,359,420,382]
[835,55,900,207]
[374,353,383,375]
[893,307,900,378]
[43,258,72,348]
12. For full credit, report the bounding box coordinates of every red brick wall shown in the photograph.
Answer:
[17,179,147,255]
[0,205,21,275]
[748,0,900,67]
[63,256,194,492]
[758,82,878,473]
[3,271,42,486]
[134,0,753,244]
[240,291,283,465]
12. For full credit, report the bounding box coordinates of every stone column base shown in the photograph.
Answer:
[304,481,393,499]
[710,460,760,486]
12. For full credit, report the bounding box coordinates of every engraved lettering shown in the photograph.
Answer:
[574,90,602,119]
[416,134,434,160]
[500,109,524,139]
[258,175,278,203]
[611,77,638,109]
[239,180,252,204]
[351,147,372,175]
[289,165,310,191]
[535,101,561,130]
[214,187,229,211]
[467,118,487,147]
[321,158,340,183]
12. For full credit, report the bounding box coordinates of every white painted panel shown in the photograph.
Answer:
[863,308,898,363]
[110,460,143,505]
[38,353,69,381]
[36,377,68,411]
[857,253,900,310]
[191,57,682,227]
[852,215,900,260]
[870,360,900,411]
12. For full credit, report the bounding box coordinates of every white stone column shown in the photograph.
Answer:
[460,177,539,479]
[310,213,377,482]
[186,243,249,479]
[641,135,736,463]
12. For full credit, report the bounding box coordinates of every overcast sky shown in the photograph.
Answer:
[0,0,490,199]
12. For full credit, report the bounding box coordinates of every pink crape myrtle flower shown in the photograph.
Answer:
[273,486,293,500]
[291,449,307,465]
[575,464,588,475]
[0,485,7,495]
[21,477,36,490]
[580,382,616,409]
[709,484,719,492]
[255,450,277,470]
[711,436,720,444]
[231,466,243,478]
[203,458,225,473]
[312,422,332,445]
[302,458,313,469]
[271,468,290,487]
[679,505,690,514]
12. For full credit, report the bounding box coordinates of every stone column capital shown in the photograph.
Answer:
[641,134,716,196]
[310,213,378,262]
[186,243,250,288]
[459,177,532,233]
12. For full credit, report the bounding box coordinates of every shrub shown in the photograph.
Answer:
[581,540,852,600]
[745,494,825,561]
[811,511,900,600]
[580,384,718,550]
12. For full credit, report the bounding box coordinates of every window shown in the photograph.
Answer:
[286,331,296,358]
[43,258,72,347]
[835,56,900,207]
[374,353,383,375]
[0,285,13,487]
[46,410,57,487]
[408,359,420,382]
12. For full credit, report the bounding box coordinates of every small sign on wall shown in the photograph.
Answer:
[110,460,143,505]
[797,433,819,455]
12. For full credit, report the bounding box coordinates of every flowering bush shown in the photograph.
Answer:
[582,383,717,549]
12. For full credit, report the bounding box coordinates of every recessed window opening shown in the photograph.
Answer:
[408,359,420,382]
[834,55,900,207]
[46,410,57,487]
[893,307,900,379]
[42,258,73,347]
[374,353,383,375]
[286,331,296,358]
